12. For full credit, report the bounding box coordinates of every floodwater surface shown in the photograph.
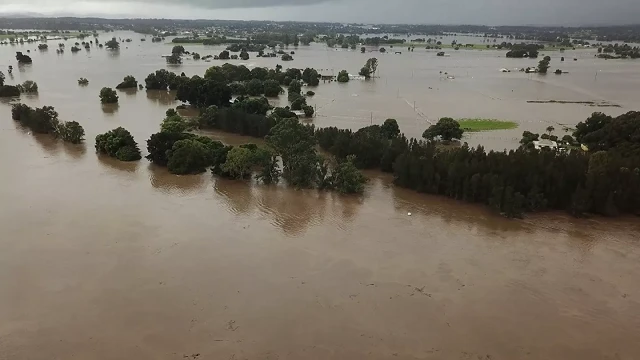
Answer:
[1,31,640,360]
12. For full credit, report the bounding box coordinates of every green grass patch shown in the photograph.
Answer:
[457,118,518,132]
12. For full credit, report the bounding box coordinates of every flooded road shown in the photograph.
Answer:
[1,31,640,359]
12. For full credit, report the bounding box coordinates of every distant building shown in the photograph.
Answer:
[533,139,558,150]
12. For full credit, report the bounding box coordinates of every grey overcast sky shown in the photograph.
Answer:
[1,0,640,25]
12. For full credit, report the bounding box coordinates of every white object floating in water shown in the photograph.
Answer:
[408,212,412,216]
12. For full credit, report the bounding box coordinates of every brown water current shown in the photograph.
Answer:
[1,31,640,359]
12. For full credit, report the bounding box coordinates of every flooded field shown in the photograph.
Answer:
[1,31,640,359]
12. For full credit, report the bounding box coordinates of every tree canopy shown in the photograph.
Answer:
[95,127,141,161]
[422,117,464,141]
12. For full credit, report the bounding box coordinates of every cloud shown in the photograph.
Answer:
[1,0,640,25]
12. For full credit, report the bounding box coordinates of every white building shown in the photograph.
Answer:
[533,139,558,150]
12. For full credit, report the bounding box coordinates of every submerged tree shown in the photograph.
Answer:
[337,70,350,83]
[95,127,141,161]
[99,87,119,104]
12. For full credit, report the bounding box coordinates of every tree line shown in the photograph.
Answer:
[315,112,640,218]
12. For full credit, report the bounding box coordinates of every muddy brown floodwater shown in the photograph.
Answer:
[1,31,640,360]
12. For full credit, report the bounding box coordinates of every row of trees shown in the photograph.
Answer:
[315,113,640,217]
[11,104,85,144]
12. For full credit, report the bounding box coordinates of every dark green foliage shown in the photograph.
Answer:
[166,138,217,175]
[166,53,182,65]
[505,44,541,58]
[0,85,21,97]
[16,52,32,63]
[99,87,118,104]
[57,121,85,144]
[144,69,181,90]
[302,105,314,117]
[302,68,319,86]
[95,127,141,161]
[538,55,551,74]
[0,71,4,86]
[11,104,60,134]
[246,79,264,96]
[171,45,185,55]
[330,155,367,194]
[17,81,38,93]
[198,107,277,138]
[422,117,464,141]
[290,95,306,111]
[115,75,137,89]
[576,111,640,156]
[232,96,271,115]
[337,70,349,83]
[229,82,248,95]
[266,117,321,188]
[287,80,302,101]
[263,80,283,97]
[218,50,230,60]
[146,131,195,166]
[381,119,400,139]
[176,75,232,108]
[240,50,249,60]
[105,38,119,50]
[306,90,315,96]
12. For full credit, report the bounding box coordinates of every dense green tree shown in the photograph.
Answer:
[331,155,368,194]
[17,80,38,93]
[0,85,20,97]
[95,127,141,161]
[146,131,194,166]
[0,71,4,86]
[11,104,59,134]
[115,75,137,89]
[381,118,400,139]
[105,38,119,50]
[302,68,320,86]
[166,53,182,65]
[538,56,551,73]
[219,50,230,60]
[240,50,249,60]
[232,96,271,115]
[99,87,118,104]
[337,70,350,83]
[290,95,307,111]
[266,117,320,188]
[263,80,284,97]
[171,45,185,55]
[15,52,32,63]
[229,82,248,95]
[161,114,195,133]
[422,117,464,141]
[57,121,85,144]
[302,105,314,117]
[246,79,264,96]
[166,138,216,175]
[145,69,180,90]
[222,147,254,179]
[176,76,232,108]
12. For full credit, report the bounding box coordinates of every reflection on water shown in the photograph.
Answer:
[119,88,138,97]
[148,164,208,195]
[62,142,86,159]
[101,103,119,115]
[146,90,177,106]
[97,153,138,173]
[32,133,62,155]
